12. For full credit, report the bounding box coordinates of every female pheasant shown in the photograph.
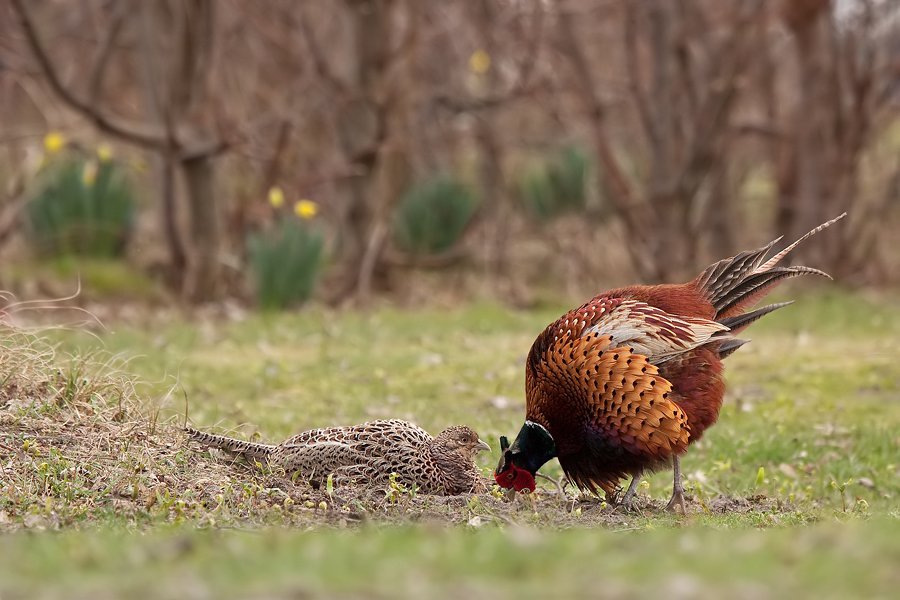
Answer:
[187,419,491,495]
[494,215,845,511]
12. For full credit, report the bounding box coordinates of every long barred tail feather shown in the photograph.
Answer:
[752,213,847,275]
[716,301,793,334]
[185,426,275,461]
[692,239,781,307]
[693,213,845,319]
[713,269,825,317]
[716,337,751,359]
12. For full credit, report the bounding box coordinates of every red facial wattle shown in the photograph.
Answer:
[494,462,536,493]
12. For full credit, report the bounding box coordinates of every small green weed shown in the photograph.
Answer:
[518,145,591,221]
[26,154,135,257]
[247,217,323,310]
[392,174,478,255]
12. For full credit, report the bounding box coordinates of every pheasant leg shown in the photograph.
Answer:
[664,455,686,513]
[619,474,641,510]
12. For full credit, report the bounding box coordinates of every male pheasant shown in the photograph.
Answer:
[495,214,845,511]
[187,419,491,495]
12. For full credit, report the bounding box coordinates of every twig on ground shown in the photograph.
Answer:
[535,471,576,512]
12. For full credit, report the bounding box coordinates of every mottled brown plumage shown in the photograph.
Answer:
[496,214,845,511]
[186,419,491,495]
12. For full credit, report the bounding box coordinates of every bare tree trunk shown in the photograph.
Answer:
[137,2,187,285]
[786,13,833,264]
[358,136,409,297]
[705,159,735,260]
[475,118,508,275]
[777,0,878,272]
[161,155,186,282]
[180,154,219,301]
[330,0,394,300]
[645,0,686,277]
[469,0,510,280]
[169,0,220,300]
[555,4,663,282]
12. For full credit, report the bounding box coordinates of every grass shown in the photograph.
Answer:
[3,520,900,599]
[4,257,164,302]
[50,288,900,511]
[1,288,900,597]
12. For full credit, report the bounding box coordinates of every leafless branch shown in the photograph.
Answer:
[553,1,659,280]
[674,0,761,201]
[262,120,293,193]
[12,0,226,162]
[731,120,783,138]
[0,189,27,249]
[356,220,388,299]
[87,0,131,106]
[553,5,650,223]
[11,0,168,150]
[673,0,705,115]
[624,2,659,151]
[179,139,229,161]
[433,82,545,114]
[296,4,347,96]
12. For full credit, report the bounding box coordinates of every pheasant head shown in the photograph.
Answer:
[494,421,557,493]
[430,425,491,494]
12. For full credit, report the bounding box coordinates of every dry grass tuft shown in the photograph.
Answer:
[0,320,359,531]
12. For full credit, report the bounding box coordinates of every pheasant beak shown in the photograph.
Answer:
[476,439,491,453]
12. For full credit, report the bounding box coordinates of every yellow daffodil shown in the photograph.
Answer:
[82,160,98,186]
[96,143,113,162]
[294,199,318,219]
[268,186,285,209]
[469,49,490,75]
[43,131,66,154]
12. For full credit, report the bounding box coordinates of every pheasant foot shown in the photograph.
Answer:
[664,455,686,513]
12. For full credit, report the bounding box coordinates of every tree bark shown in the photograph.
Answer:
[777,0,872,271]
[785,14,833,265]
[180,155,220,302]
[330,0,393,300]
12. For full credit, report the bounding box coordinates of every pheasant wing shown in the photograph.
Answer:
[547,297,729,365]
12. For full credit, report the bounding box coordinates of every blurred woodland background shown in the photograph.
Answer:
[0,0,898,309]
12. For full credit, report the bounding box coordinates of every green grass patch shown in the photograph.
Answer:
[41,288,900,513]
[4,258,163,302]
[2,519,900,599]
[3,288,900,597]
